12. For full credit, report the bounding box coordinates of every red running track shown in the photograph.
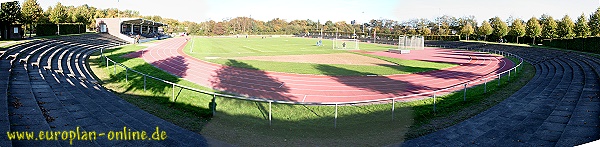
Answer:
[133,37,514,103]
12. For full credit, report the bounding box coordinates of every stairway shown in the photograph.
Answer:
[402,42,600,146]
[1,34,208,146]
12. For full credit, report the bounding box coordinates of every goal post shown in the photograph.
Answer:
[398,35,424,50]
[333,39,359,50]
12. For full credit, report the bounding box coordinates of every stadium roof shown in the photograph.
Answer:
[120,18,166,27]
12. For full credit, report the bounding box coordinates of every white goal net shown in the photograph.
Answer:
[333,39,359,50]
[398,36,424,50]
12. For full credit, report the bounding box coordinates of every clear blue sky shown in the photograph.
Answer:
[9,0,600,24]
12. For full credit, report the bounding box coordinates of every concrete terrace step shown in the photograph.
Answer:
[3,34,208,146]
[56,47,197,146]
[4,41,54,60]
[48,70,155,146]
[0,40,43,59]
[71,61,207,146]
[7,64,59,146]
[0,60,12,147]
[26,63,100,147]
[556,56,600,146]
[403,42,600,146]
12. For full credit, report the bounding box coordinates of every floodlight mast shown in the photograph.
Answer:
[336,27,340,49]
[117,0,120,18]
[438,8,441,36]
[320,25,323,39]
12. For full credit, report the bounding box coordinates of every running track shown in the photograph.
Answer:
[131,37,514,103]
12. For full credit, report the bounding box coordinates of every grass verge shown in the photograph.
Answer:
[88,42,534,146]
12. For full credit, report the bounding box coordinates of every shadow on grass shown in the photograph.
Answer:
[314,64,435,95]
[97,46,187,96]
[203,100,415,146]
[354,52,455,74]
[210,59,294,101]
[88,44,535,146]
[105,61,184,95]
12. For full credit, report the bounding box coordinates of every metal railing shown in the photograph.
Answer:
[99,45,524,128]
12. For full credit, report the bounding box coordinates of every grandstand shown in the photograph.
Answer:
[96,18,169,44]
[0,34,208,146]
[403,41,600,146]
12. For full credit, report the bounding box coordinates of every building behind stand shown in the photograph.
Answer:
[95,18,169,43]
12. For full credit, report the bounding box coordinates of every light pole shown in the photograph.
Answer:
[361,12,365,33]
[117,0,120,18]
[190,36,194,53]
[438,8,441,36]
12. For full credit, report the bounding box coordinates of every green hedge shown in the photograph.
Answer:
[424,35,460,41]
[35,24,86,36]
[542,37,600,54]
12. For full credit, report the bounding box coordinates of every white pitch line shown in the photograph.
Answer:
[302,95,307,102]
[278,82,285,88]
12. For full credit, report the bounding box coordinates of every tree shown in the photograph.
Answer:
[0,1,22,39]
[0,1,22,24]
[407,28,417,35]
[162,18,179,34]
[459,23,474,40]
[73,5,94,27]
[324,20,334,31]
[540,15,558,39]
[557,15,575,38]
[105,8,118,18]
[489,16,509,40]
[21,0,43,37]
[510,18,526,44]
[48,2,68,24]
[267,18,287,33]
[85,6,98,29]
[212,22,226,35]
[420,27,431,35]
[434,15,456,35]
[478,20,493,41]
[526,17,542,44]
[186,22,203,35]
[334,21,350,33]
[458,16,477,29]
[574,13,590,38]
[590,8,600,36]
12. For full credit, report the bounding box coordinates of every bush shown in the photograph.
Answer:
[542,37,600,54]
[424,35,460,41]
[35,24,86,36]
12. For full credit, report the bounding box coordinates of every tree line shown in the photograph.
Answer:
[186,7,600,45]
[7,0,600,43]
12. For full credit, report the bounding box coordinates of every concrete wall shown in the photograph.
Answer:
[96,18,134,43]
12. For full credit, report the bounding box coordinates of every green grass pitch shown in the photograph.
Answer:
[182,37,456,76]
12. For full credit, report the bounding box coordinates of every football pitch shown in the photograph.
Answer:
[182,37,456,76]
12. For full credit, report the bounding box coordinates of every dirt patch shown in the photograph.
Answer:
[231,53,396,66]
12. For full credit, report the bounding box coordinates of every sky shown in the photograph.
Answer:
[6,0,600,24]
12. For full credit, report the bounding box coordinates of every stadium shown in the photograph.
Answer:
[1,0,600,146]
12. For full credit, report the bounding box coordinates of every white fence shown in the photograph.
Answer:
[99,46,524,128]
